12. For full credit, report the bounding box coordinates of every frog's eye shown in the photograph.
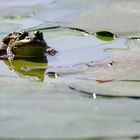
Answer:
[34,31,38,34]
[19,31,28,36]
[8,33,13,36]
[34,31,42,35]
[22,31,28,36]
[17,31,29,40]
[34,31,43,39]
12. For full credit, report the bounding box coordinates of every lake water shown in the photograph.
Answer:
[0,0,140,139]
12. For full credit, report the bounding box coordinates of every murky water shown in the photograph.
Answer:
[0,0,140,139]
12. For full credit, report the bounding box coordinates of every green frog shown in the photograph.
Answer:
[0,31,56,60]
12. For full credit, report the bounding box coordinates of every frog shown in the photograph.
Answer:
[0,31,57,60]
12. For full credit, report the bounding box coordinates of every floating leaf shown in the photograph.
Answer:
[67,27,89,35]
[95,31,117,41]
[25,25,61,32]
[25,24,89,37]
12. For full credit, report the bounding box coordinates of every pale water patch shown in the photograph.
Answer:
[46,35,112,66]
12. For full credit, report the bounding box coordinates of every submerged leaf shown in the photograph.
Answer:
[95,31,117,41]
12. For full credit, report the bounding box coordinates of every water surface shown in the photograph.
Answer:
[0,0,140,139]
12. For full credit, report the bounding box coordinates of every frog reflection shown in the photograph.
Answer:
[4,57,48,81]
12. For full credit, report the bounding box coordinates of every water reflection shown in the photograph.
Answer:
[4,57,48,81]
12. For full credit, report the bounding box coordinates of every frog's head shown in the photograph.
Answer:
[3,31,44,45]
[4,31,48,58]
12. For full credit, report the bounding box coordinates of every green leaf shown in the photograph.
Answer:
[95,31,117,41]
